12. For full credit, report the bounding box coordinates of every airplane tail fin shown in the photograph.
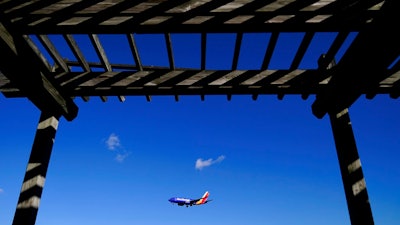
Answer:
[195,191,209,205]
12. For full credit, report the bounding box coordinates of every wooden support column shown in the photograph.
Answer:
[329,108,374,225]
[12,112,60,225]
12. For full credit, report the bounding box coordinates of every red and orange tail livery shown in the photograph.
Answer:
[195,191,209,205]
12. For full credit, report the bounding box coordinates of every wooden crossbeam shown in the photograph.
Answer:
[312,0,400,118]
[0,21,78,121]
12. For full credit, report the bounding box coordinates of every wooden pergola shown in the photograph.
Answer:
[0,1,399,225]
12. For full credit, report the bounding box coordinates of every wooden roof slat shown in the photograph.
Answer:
[143,70,184,87]
[157,70,200,87]
[145,95,151,102]
[63,81,330,97]
[366,58,400,99]
[60,71,95,89]
[54,69,336,90]
[70,1,145,28]
[197,0,263,26]
[223,70,263,86]
[22,35,52,72]
[14,0,104,29]
[127,70,169,87]
[78,71,115,87]
[191,70,232,86]
[164,33,175,70]
[232,32,243,70]
[271,69,306,86]
[319,31,349,69]
[66,60,148,71]
[37,35,69,72]
[118,95,126,102]
[290,32,314,70]
[89,34,112,72]
[116,0,191,27]
[90,71,140,89]
[209,70,247,86]
[224,0,276,13]
[2,0,60,18]
[63,34,91,72]
[176,70,216,86]
[104,71,152,87]
[80,96,90,102]
[126,33,143,71]
[253,70,289,86]
[6,69,400,98]
[147,0,219,28]
[0,0,398,121]
[261,32,279,70]
[1,0,385,34]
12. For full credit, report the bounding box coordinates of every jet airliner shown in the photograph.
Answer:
[169,191,211,207]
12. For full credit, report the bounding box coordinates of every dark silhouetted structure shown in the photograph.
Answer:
[1,1,399,225]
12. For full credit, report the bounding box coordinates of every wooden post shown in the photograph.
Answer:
[12,112,60,225]
[329,108,374,225]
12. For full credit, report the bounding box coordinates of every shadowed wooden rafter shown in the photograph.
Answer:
[0,0,399,120]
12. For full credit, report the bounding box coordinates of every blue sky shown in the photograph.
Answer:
[1,95,400,225]
[1,32,400,225]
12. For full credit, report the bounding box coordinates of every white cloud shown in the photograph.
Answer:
[195,155,225,170]
[0,188,4,194]
[196,158,212,169]
[106,133,121,150]
[104,133,131,163]
[115,152,130,163]
[216,155,226,162]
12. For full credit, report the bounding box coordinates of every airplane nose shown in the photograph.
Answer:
[168,198,174,202]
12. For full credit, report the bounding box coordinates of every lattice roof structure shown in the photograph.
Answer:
[1,0,399,121]
[1,1,400,225]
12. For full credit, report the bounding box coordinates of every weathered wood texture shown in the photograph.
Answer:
[0,0,399,118]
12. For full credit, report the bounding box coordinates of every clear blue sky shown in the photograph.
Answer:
[1,33,400,225]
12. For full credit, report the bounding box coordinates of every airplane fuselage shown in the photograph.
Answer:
[168,191,210,207]
[169,197,193,206]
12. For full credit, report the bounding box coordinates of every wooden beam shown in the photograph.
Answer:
[146,95,151,102]
[63,34,91,72]
[165,33,175,70]
[0,22,78,121]
[329,108,374,225]
[100,96,107,102]
[13,112,61,225]
[126,33,143,71]
[312,0,400,118]
[37,35,69,72]
[232,32,243,70]
[118,95,126,102]
[261,32,279,70]
[89,34,112,72]
[290,32,314,69]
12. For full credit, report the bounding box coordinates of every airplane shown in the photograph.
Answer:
[168,191,211,207]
